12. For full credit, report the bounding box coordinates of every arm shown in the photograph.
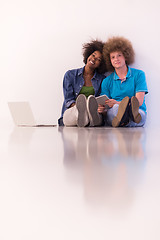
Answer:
[63,70,76,108]
[98,92,145,113]
[106,92,145,108]
[98,99,120,115]
[135,70,148,106]
[135,92,145,106]
[98,75,120,113]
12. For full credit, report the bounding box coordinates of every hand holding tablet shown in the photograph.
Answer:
[96,95,109,106]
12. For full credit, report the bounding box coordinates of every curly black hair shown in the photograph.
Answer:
[103,36,135,72]
[82,39,107,74]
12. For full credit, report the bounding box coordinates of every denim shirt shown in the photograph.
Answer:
[58,66,106,125]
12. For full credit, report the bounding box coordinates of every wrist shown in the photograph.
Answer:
[70,102,75,108]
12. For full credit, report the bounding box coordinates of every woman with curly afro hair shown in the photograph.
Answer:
[58,39,107,127]
[87,36,148,127]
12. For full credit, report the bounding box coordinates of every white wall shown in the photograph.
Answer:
[0,0,159,126]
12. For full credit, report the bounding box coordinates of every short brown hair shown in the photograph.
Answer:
[103,36,135,72]
[82,39,107,74]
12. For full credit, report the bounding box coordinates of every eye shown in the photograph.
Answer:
[97,58,101,62]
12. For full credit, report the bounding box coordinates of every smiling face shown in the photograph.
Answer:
[110,51,126,70]
[86,51,102,70]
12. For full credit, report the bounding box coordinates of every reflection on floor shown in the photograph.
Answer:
[60,127,146,208]
[0,125,160,240]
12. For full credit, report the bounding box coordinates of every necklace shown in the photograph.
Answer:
[120,77,126,83]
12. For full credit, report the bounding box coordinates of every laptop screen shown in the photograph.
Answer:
[8,102,36,126]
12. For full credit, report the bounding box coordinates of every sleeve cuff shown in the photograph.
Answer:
[66,100,75,108]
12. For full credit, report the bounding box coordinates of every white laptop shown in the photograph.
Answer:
[8,102,56,127]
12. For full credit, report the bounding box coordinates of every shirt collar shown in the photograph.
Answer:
[78,67,84,76]
[78,66,99,79]
[113,66,132,80]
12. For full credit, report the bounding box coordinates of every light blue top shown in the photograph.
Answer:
[101,67,148,113]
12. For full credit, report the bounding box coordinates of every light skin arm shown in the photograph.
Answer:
[98,104,106,114]
[105,92,145,107]
[135,92,145,106]
[98,99,120,114]
[98,92,145,114]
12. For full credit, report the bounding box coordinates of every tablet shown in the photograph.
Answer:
[96,95,109,105]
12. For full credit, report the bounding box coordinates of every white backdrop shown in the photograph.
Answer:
[0,0,159,126]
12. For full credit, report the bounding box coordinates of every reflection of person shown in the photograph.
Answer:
[59,126,146,209]
[89,36,148,127]
[58,40,107,127]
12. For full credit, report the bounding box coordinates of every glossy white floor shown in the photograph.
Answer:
[0,123,160,240]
